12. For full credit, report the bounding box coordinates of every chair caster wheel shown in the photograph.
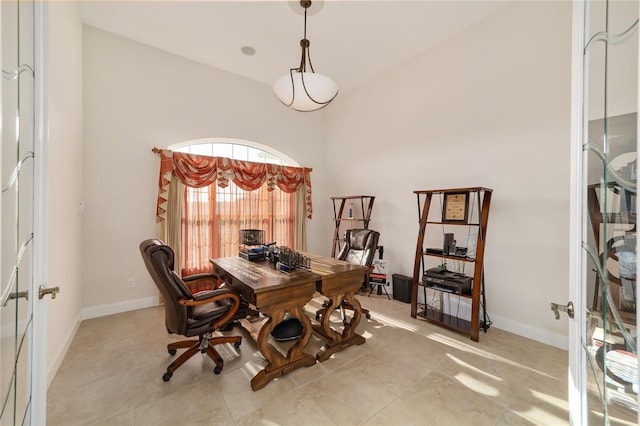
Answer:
[315,313,320,321]
[168,349,177,356]
[214,366,222,375]
[234,341,241,348]
[366,313,371,319]
[162,372,172,382]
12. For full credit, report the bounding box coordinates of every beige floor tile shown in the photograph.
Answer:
[495,409,538,425]
[51,342,137,395]
[48,294,573,426]
[134,381,233,426]
[73,311,135,339]
[98,411,135,426]
[433,346,539,408]
[47,371,135,426]
[215,359,300,421]
[400,370,507,425]
[362,398,435,426]
[505,369,569,425]
[236,386,337,426]
[301,365,400,425]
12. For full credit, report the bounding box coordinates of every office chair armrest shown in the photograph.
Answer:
[182,273,222,293]
[179,289,242,330]
[178,288,240,307]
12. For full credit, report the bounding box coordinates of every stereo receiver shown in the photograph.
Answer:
[422,268,472,295]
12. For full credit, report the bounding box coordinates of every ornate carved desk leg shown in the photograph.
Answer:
[312,293,344,343]
[315,290,366,362]
[250,305,316,391]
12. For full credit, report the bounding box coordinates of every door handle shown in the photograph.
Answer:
[39,285,60,300]
[3,291,28,306]
[550,301,574,319]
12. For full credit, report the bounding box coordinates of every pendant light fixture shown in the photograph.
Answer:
[273,0,338,112]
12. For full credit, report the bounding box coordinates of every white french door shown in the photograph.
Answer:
[0,0,48,424]
[570,0,639,424]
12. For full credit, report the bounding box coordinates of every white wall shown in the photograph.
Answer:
[81,27,330,313]
[47,3,84,382]
[76,1,579,351]
[326,1,573,349]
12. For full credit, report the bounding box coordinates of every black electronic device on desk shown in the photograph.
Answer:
[275,247,311,272]
[239,247,267,261]
[239,229,275,261]
[422,267,472,295]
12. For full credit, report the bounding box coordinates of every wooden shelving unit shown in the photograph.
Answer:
[410,187,492,342]
[330,195,375,258]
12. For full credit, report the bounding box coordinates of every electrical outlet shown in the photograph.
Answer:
[126,277,135,288]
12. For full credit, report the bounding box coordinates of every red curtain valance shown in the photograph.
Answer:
[155,149,313,222]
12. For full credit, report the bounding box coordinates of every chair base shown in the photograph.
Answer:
[162,334,242,381]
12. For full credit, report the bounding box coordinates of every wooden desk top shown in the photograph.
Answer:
[211,257,323,311]
[212,255,367,287]
[211,255,368,299]
[211,257,317,294]
[305,254,369,295]
[306,254,369,277]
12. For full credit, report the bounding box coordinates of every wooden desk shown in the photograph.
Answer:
[210,255,369,388]
[307,254,369,362]
[210,257,317,391]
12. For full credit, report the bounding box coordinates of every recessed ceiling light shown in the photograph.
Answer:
[241,46,256,56]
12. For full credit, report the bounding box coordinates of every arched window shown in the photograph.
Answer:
[168,139,300,276]
[171,138,299,166]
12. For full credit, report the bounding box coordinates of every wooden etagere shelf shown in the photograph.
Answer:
[330,195,375,258]
[410,187,492,342]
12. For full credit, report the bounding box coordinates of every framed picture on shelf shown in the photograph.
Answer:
[442,192,469,223]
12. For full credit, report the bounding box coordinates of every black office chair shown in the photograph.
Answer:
[139,239,248,381]
[316,228,380,324]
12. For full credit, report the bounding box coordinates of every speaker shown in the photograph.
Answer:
[443,233,454,255]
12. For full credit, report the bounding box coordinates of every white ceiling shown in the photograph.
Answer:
[78,1,513,93]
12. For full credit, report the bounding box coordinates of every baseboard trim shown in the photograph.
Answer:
[80,296,160,320]
[490,313,568,351]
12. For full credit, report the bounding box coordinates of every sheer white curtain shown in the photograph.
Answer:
[180,180,296,276]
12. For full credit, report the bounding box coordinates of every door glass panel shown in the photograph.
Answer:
[0,0,35,424]
[583,0,639,423]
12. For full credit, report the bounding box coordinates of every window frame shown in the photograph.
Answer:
[169,138,299,167]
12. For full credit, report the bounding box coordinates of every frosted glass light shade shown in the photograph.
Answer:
[273,71,338,112]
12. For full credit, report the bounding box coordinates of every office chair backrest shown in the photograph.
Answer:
[337,229,380,266]
[140,239,193,335]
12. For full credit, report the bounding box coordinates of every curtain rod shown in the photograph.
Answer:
[151,147,312,171]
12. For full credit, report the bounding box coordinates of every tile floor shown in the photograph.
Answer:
[47,294,572,425]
